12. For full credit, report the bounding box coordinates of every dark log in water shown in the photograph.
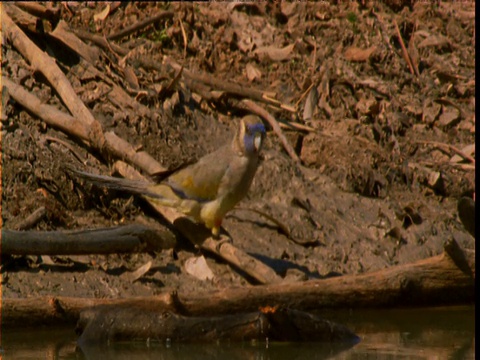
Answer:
[76,305,360,345]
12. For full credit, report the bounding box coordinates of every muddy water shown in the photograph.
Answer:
[1,306,474,359]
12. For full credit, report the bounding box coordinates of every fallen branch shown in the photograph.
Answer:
[1,224,175,255]
[14,2,61,23]
[2,77,91,142]
[106,11,174,41]
[2,78,164,175]
[163,56,296,112]
[7,207,47,231]
[74,28,129,56]
[2,240,474,326]
[50,20,100,63]
[180,242,475,316]
[3,11,105,151]
[104,131,165,175]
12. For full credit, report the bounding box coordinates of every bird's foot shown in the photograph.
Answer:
[214,235,232,252]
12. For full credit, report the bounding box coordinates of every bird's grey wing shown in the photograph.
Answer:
[165,145,234,202]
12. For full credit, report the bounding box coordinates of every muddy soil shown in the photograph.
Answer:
[1,2,475,300]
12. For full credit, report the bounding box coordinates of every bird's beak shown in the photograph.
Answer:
[254,132,263,152]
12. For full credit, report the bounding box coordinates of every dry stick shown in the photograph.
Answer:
[14,1,61,22]
[3,12,105,151]
[113,161,282,285]
[50,20,100,64]
[163,56,296,112]
[77,30,299,122]
[2,78,163,176]
[2,77,91,142]
[3,3,44,34]
[408,23,421,78]
[239,99,301,164]
[178,17,188,59]
[295,82,315,108]
[104,131,165,175]
[2,224,174,255]
[417,140,476,164]
[75,29,129,56]
[106,11,174,41]
[393,19,416,77]
[45,135,88,164]
[372,10,402,60]
[10,207,47,231]
[278,120,316,133]
[434,97,466,120]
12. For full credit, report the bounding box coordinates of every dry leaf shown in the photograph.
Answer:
[246,63,262,82]
[184,256,214,281]
[123,66,139,89]
[344,46,377,62]
[450,144,475,163]
[355,98,379,116]
[93,4,110,21]
[121,261,152,283]
[417,35,450,49]
[438,108,460,129]
[303,86,318,121]
[254,43,295,62]
[422,100,441,125]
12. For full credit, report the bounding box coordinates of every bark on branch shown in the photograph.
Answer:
[2,243,474,327]
[1,224,175,255]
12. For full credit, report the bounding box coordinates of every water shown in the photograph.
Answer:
[1,306,474,359]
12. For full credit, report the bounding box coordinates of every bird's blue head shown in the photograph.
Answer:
[241,116,266,155]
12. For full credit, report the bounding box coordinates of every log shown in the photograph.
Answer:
[76,305,359,345]
[1,224,175,255]
[180,244,474,316]
[1,293,177,327]
[2,243,474,327]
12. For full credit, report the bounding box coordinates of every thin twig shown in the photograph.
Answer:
[277,119,316,133]
[163,56,296,112]
[394,19,416,76]
[74,29,129,56]
[45,135,87,164]
[178,17,187,59]
[106,11,174,41]
[295,82,315,109]
[417,140,475,164]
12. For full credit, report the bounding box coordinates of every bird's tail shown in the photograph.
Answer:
[66,167,161,199]
[66,167,202,219]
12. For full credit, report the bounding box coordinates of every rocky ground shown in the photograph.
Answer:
[1,2,475,300]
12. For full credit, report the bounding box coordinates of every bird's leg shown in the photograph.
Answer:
[210,218,233,251]
[211,218,222,238]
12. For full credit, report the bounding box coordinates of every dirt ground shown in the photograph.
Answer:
[1,2,475,301]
